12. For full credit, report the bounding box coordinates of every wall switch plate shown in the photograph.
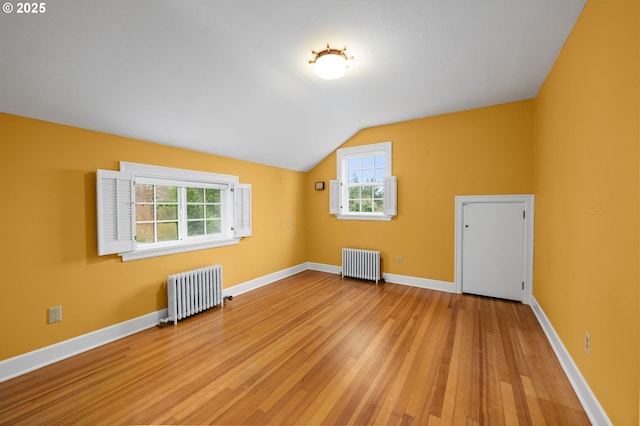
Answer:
[48,306,62,323]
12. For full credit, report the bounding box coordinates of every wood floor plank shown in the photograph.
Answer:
[500,380,519,425]
[522,374,547,426]
[0,271,590,425]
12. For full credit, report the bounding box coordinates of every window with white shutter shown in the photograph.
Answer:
[330,142,397,221]
[96,162,252,261]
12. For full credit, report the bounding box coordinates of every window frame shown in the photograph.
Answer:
[97,162,251,261]
[332,142,396,221]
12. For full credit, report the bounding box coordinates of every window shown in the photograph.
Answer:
[330,142,397,221]
[97,162,251,261]
[134,184,224,244]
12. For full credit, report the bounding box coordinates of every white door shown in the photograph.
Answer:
[462,202,525,301]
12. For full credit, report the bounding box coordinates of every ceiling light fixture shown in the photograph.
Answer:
[309,44,353,80]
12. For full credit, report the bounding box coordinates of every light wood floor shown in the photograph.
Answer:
[1,271,589,425]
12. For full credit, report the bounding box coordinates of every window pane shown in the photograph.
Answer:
[136,223,154,243]
[349,187,360,200]
[157,222,178,241]
[374,155,386,168]
[187,187,204,203]
[135,184,153,202]
[187,204,204,219]
[362,200,373,212]
[156,186,177,202]
[349,171,361,183]
[349,200,360,212]
[157,204,178,220]
[374,168,385,183]
[347,158,361,171]
[206,220,221,234]
[362,156,374,168]
[374,186,384,199]
[206,205,221,218]
[206,189,220,203]
[374,199,384,212]
[136,204,154,221]
[362,169,374,183]
[362,186,373,199]
[188,220,204,237]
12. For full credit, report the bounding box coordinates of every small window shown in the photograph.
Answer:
[331,142,397,221]
[97,162,251,261]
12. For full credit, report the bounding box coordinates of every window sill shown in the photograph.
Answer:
[120,238,241,262]
[336,214,393,222]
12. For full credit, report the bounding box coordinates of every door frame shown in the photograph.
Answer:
[454,195,535,305]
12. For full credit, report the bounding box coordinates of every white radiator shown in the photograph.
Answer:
[342,248,381,283]
[167,265,223,324]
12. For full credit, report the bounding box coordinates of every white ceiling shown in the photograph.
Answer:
[1,0,586,172]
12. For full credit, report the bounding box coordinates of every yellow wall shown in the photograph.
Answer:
[532,0,640,424]
[0,113,307,360]
[306,101,534,283]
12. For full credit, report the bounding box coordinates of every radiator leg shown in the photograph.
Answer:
[157,317,174,327]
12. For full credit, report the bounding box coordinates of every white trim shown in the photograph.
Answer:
[307,262,341,274]
[121,238,240,261]
[306,263,456,293]
[454,195,535,304]
[336,214,392,222]
[120,161,239,186]
[530,296,612,426]
[383,273,456,293]
[223,263,309,298]
[0,309,167,383]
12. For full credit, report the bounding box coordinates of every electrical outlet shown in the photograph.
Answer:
[584,332,590,354]
[48,306,62,323]
[397,256,403,264]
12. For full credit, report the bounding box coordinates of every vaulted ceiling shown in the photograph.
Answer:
[1,0,586,171]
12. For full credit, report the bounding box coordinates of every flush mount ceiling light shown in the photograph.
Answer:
[309,44,353,80]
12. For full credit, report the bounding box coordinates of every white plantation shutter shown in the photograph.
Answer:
[384,176,397,217]
[329,180,340,215]
[233,183,252,237]
[96,169,134,255]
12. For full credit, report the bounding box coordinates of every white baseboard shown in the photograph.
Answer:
[306,263,456,293]
[223,263,309,298]
[530,296,611,426]
[306,262,341,274]
[383,272,456,293]
[0,309,168,383]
